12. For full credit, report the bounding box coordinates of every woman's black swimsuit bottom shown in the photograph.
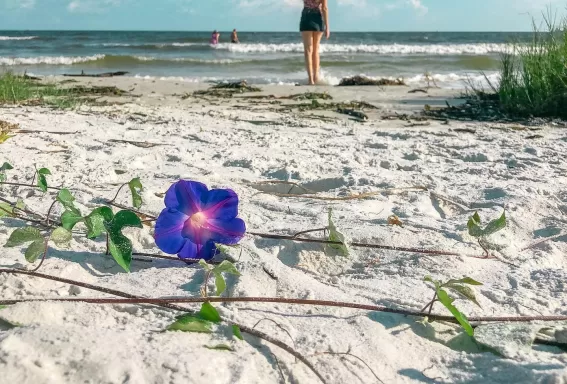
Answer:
[299,8,324,32]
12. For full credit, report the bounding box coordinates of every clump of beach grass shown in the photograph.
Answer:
[0,72,81,108]
[495,13,567,119]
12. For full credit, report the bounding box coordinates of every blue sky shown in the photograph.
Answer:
[1,0,565,31]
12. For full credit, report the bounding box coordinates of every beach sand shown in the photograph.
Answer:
[1,76,566,383]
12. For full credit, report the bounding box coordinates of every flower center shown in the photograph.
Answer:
[189,212,207,228]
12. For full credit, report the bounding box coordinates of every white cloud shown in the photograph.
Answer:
[67,0,122,13]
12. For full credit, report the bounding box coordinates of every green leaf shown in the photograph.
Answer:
[0,203,14,218]
[36,168,51,193]
[0,162,12,172]
[437,288,474,336]
[482,211,506,236]
[15,199,25,210]
[204,344,234,352]
[5,227,43,247]
[103,210,142,272]
[84,207,114,239]
[0,162,13,182]
[167,314,212,333]
[214,273,226,296]
[327,208,349,256]
[213,260,241,276]
[198,259,214,272]
[57,189,80,214]
[424,275,441,290]
[51,227,72,247]
[38,168,51,176]
[0,132,14,144]
[444,277,483,286]
[445,284,482,307]
[25,240,45,263]
[61,210,83,231]
[467,212,484,238]
[128,178,143,209]
[198,302,221,323]
[232,325,243,340]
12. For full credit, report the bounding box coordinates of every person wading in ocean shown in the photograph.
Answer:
[299,0,330,85]
[231,29,239,44]
[210,30,220,45]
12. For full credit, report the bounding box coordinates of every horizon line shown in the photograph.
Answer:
[0,29,538,33]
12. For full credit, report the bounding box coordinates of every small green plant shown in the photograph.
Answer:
[4,226,72,263]
[0,162,13,182]
[423,276,483,336]
[467,210,506,257]
[327,208,348,256]
[199,260,241,297]
[36,167,51,192]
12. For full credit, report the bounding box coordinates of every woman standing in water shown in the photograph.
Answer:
[210,30,220,45]
[299,0,330,85]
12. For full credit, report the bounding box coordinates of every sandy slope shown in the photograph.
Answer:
[0,79,566,384]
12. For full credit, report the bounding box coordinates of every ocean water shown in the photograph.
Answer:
[0,31,533,87]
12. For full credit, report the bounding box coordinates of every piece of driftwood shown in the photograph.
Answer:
[62,71,129,78]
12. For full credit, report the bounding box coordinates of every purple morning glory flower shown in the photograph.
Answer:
[154,180,246,260]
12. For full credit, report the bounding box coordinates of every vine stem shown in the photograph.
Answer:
[1,293,566,324]
[45,199,58,226]
[107,183,128,204]
[0,268,327,384]
[30,237,50,272]
[0,181,61,191]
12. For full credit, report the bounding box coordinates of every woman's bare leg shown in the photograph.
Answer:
[312,32,324,84]
[301,32,315,85]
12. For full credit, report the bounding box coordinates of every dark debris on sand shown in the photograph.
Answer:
[422,91,567,127]
[338,75,406,87]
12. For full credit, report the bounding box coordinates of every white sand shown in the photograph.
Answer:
[1,78,567,383]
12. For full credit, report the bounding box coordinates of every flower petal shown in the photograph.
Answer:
[202,188,239,219]
[164,180,207,216]
[178,239,218,261]
[154,209,188,254]
[204,217,246,245]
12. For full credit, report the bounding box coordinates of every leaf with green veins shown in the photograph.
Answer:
[103,210,142,272]
[198,259,214,272]
[232,325,243,340]
[482,211,506,236]
[437,288,474,336]
[213,260,241,276]
[167,314,213,333]
[214,273,226,296]
[51,227,72,247]
[327,208,349,256]
[445,284,482,307]
[5,227,43,247]
[25,240,45,263]
[84,207,114,239]
[36,168,51,192]
[467,212,484,238]
[0,203,15,218]
[57,189,80,214]
[443,277,483,286]
[61,210,83,231]
[198,302,221,323]
[128,178,143,209]
[204,344,234,352]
